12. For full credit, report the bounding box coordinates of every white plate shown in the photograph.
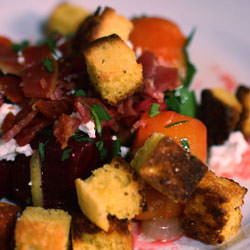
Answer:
[1,1,250,249]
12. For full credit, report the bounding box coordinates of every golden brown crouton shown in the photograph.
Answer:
[182,171,247,245]
[198,88,242,146]
[131,133,208,203]
[15,206,71,250]
[0,202,20,250]
[47,2,89,35]
[75,157,145,231]
[73,7,133,50]
[72,214,133,250]
[236,85,250,140]
[83,34,143,105]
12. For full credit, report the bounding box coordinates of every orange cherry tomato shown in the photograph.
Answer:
[130,17,186,68]
[133,111,207,163]
[136,185,183,220]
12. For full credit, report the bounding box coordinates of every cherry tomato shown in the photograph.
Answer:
[133,111,207,163]
[130,17,186,68]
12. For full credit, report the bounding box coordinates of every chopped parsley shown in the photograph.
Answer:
[95,141,107,161]
[71,130,93,143]
[47,39,56,53]
[112,136,121,158]
[74,89,87,97]
[149,103,160,117]
[180,138,190,152]
[164,120,189,129]
[12,40,29,52]
[182,28,197,88]
[38,140,49,162]
[61,148,73,161]
[165,86,197,117]
[90,104,111,135]
[43,58,54,73]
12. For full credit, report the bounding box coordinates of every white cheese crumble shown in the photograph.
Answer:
[0,138,33,161]
[135,47,142,58]
[17,51,25,64]
[126,40,133,49]
[208,131,249,174]
[79,121,96,139]
[52,49,63,60]
[120,146,129,158]
[0,103,21,129]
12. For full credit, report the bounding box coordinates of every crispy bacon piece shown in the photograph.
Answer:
[3,110,38,142]
[0,76,24,103]
[54,114,81,149]
[0,39,22,75]
[22,58,58,98]
[35,99,73,120]
[74,100,92,123]
[1,113,16,132]
[16,116,51,146]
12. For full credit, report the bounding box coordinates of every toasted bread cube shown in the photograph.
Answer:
[75,157,145,231]
[131,133,208,202]
[15,207,71,250]
[0,202,20,250]
[84,34,143,105]
[73,7,133,50]
[236,85,250,140]
[198,88,242,146]
[47,2,89,35]
[182,171,247,245]
[72,214,133,250]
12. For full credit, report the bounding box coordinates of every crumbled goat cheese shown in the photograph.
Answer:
[79,121,96,139]
[112,135,117,141]
[17,51,25,64]
[56,37,66,47]
[126,40,133,49]
[0,139,33,161]
[66,89,75,96]
[209,131,249,174]
[135,47,142,58]
[0,103,21,129]
[52,49,63,60]
[120,146,129,158]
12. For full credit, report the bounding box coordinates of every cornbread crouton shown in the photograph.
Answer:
[72,214,133,250]
[47,2,89,35]
[198,88,242,146]
[73,7,133,50]
[236,85,250,140]
[182,171,247,245]
[30,150,43,206]
[83,34,143,105]
[0,202,20,250]
[75,157,145,231]
[15,207,71,250]
[131,133,208,202]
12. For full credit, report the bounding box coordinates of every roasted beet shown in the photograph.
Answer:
[0,161,11,199]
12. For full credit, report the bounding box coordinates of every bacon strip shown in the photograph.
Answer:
[3,110,38,142]
[16,116,51,146]
[54,114,81,149]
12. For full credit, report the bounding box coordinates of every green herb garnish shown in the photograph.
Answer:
[61,148,73,161]
[182,28,197,88]
[180,138,190,152]
[38,140,49,162]
[71,130,93,143]
[112,136,121,158]
[165,86,197,117]
[74,89,87,97]
[95,141,107,161]
[164,120,189,129]
[90,104,111,135]
[43,58,54,73]
[149,103,160,117]
[12,40,29,52]
[47,39,56,53]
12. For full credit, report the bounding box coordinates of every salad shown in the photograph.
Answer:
[0,2,249,250]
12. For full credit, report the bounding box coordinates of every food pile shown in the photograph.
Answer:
[0,3,249,250]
